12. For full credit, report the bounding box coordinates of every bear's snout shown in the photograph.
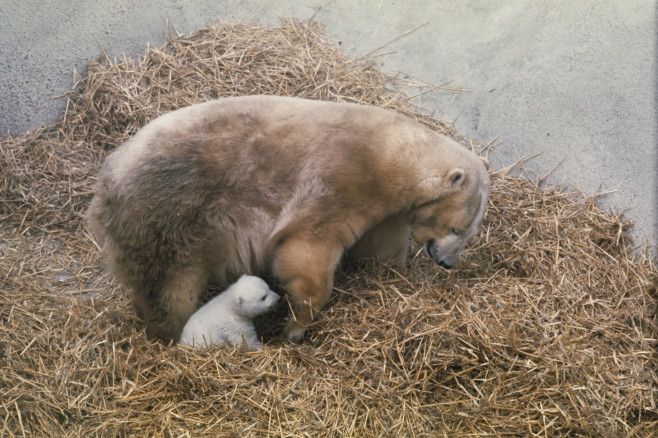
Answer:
[268,292,281,308]
[425,239,453,269]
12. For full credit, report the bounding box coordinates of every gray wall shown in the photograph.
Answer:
[1,0,656,254]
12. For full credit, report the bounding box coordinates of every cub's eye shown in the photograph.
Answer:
[451,228,461,236]
[261,295,267,301]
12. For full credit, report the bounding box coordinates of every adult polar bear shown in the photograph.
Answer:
[88,95,490,344]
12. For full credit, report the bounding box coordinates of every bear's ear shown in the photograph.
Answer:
[445,168,466,189]
[238,296,244,308]
[417,167,467,203]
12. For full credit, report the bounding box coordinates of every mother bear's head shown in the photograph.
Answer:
[410,149,490,269]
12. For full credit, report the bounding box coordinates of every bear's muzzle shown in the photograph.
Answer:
[425,239,453,269]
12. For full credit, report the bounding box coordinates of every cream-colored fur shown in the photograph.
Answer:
[87,95,490,343]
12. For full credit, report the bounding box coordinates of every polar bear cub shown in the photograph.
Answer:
[179,275,280,349]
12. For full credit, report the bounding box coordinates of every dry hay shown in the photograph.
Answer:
[1,19,656,437]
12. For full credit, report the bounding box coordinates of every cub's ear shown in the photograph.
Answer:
[480,156,490,170]
[445,168,466,189]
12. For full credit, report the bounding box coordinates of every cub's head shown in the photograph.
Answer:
[231,275,281,318]
[411,156,490,269]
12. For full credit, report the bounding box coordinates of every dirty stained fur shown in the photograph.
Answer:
[87,95,490,343]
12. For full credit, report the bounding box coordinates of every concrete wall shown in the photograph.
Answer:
[1,0,656,254]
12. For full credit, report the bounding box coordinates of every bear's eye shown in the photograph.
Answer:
[261,295,267,301]
[451,228,461,236]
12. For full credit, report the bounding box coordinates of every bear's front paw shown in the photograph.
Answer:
[287,333,304,345]
[286,320,307,344]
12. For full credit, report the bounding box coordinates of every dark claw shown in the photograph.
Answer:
[287,335,304,345]
[437,260,452,270]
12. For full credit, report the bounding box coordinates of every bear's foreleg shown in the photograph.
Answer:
[227,324,262,350]
[273,237,343,343]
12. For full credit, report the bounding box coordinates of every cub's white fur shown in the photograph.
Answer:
[179,275,280,349]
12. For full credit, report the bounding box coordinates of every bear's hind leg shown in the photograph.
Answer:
[134,266,208,343]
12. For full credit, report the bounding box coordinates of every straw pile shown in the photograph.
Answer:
[1,19,656,437]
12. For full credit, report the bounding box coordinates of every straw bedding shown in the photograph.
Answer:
[1,19,656,437]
